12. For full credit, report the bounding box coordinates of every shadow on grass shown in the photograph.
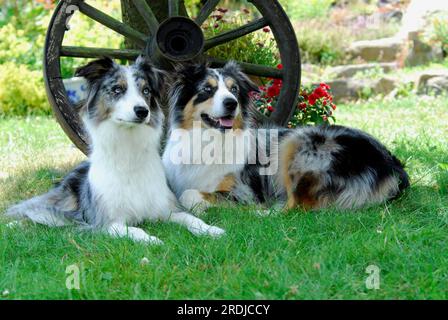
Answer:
[0,164,74,214]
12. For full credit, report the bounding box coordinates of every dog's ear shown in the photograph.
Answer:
[173,62,208,84]
[75,57,116,84]
[135,55,167,99]
[223,61,259,94]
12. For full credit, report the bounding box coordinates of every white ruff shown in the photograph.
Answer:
[87,120,175,226]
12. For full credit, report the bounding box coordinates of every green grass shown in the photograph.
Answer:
[0,94,447,299]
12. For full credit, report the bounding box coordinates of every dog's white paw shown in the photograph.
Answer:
[5,220,24,229]
[127,227,163,245]
[180,189,210,213]
[206,225,226,238]
[147,236,164,245]
[188,223,225,238]
[108,224,163,245]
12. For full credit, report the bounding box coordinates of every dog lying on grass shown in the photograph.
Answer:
[6,56,224,244]
[162,62,410,212]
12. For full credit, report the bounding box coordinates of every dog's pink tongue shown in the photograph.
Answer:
[219,118,234,128]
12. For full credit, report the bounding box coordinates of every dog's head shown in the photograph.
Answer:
[169,61,258,131]
[75,56,165,129]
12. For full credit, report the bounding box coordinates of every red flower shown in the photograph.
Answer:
[323,100,327,106]
[277,64,283,70]
[299,102,307,110]
[313,86,329,99]
[267,84,281,98]
[263,27,271,33]
[267,105,274,112]
[323,115,328,122]
[320,82,331,90]
[308,93,318,105]
[272,78,283,87]
[213,23,220,29]
[331,103,337,110]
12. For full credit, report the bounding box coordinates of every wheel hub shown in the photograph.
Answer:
[149,17,204,65]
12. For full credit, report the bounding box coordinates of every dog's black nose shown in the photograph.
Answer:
[223,98,238,112]
[134,106,149,120]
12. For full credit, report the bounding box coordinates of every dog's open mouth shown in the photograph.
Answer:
[201,114,235,130]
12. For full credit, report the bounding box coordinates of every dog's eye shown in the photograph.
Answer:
[112,86,124,94]
[203,85,212,93]
[230,86,238,94]
[142,87,150,96]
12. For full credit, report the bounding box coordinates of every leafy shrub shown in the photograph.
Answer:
[0,62,50,116]
[0,3,50,70]
[424,12,448,55]
[279,0,333,21]
[202,8,280,67]
[0,0,123,115]
[295,19,349,65]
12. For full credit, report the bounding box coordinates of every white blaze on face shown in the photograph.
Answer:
[112,67,149,123]
[212,70,237,127]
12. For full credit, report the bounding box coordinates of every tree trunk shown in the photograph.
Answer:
[121,0,188,49]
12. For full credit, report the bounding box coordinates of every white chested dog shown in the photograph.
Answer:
[6,57,224,243]
[163,62,409,212]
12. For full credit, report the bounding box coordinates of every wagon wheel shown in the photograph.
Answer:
[44,0,301,154]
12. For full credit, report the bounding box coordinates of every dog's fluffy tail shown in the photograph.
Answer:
[6,191,75,227]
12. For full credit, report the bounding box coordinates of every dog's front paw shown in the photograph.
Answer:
[108,224,164,245]
[188,223,225,238]
[206,225,226,238]
[128,228,163,245]
[147,235,164,245]
[179,189,211,213]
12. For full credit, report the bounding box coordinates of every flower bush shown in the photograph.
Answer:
[254,65,337,128]
[202,7,280,68]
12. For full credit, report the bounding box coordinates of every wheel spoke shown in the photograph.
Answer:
[208,57,283,79]
[204,18,269,50]
[130,0,159,35]
[61,46,141,60]
[78,1,147,47]
[168,0,180,17]
[195,0,220,25]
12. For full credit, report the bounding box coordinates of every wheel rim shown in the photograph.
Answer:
[44,0,301,155]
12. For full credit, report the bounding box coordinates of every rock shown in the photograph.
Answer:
[405,33,444,67]
[348,37,404,62]
[374,77,398,95]
[327,62,397,79]
[422,76,448,95]
[416,69,448,93]
[324,76,398,102]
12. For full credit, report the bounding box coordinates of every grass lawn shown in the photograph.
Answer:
[0,94,447,299]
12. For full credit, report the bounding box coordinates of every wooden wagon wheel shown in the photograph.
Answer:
[44,0,301,154]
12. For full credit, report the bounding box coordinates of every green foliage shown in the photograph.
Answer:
[0,2,50,70]
[279,0,333,21]
[295,19,348,65]
[0,1,123,115]
[0,62,50,116]
[203,9,280,67]
[424,12,448,54]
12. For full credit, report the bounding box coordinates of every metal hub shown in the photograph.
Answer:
[150,17,204,64]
